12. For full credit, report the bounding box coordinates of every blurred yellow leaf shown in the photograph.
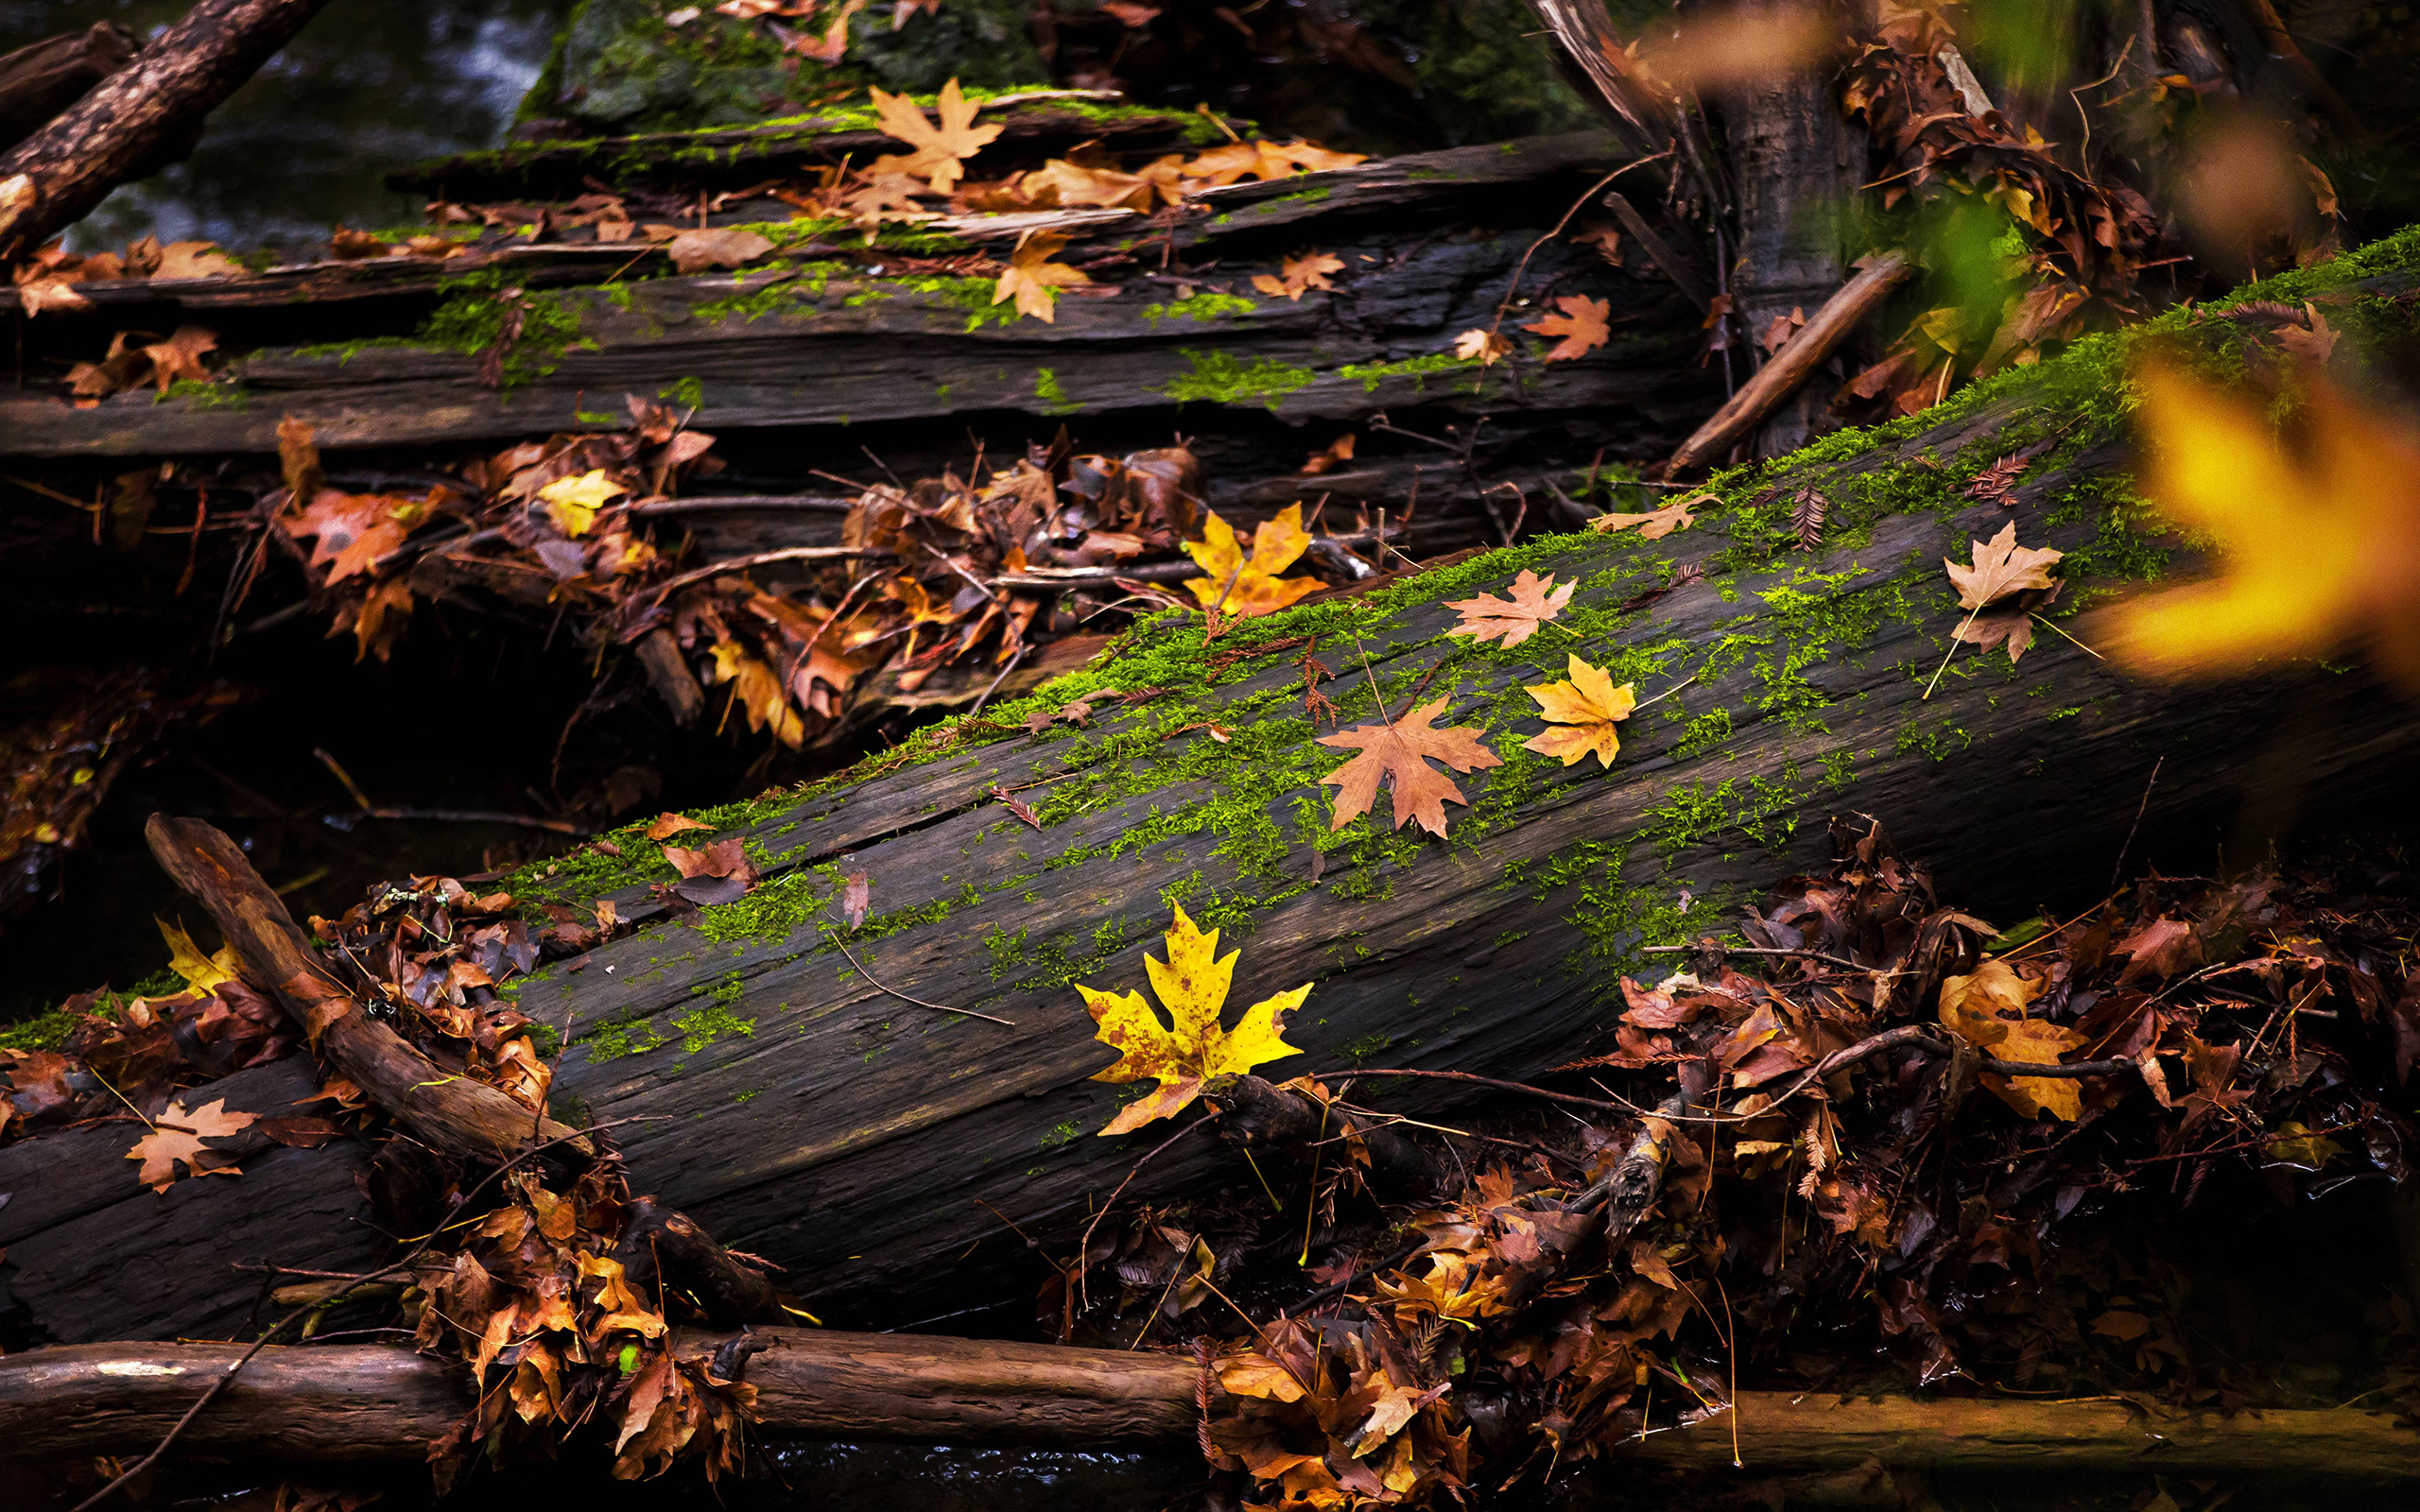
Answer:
[1078,903,1307,1135]
[2096,364,2420,683]
[539,470,627,537]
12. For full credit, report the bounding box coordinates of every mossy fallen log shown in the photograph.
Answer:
[6,238,2418,1349]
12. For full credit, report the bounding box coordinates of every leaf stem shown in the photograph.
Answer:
[1922,603,1987,700]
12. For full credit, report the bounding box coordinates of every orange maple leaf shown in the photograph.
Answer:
[1318,696,1500,835]
[1183,503,1323,616]
[867,78,1003,194]
[1525,294,1613,361]
[1444,569,1574,647]
[1253,251,1344,302]
[288,491,421,583]
[128,1096,257,1192]
[993,231,1091,322]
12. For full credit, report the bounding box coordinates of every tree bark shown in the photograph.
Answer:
[9,264,2419,1345]
[0,24,139,158]
[2,1336,2411,1479]
[0,0,338,265]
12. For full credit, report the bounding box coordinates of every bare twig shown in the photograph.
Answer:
[831,934,1014,1026]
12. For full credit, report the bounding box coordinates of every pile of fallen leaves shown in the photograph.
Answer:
[1047,819,2420,1507]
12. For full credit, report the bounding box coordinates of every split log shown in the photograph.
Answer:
[1,1336,2411,1481]
[0,0,341,265]
[0,24,138,157]
[9,254,2419,1347]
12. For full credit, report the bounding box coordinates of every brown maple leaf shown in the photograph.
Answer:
[1253,251,1344,302]
[1962,453,2029,505]
[1524,295,1612,362]
[1444,569,1574,647]
[154,241,245,280]
[867,78,1003,194]
[993,231,1091,323]
[128,1096,257,1192]
[1588,497,1698,540]
[662,835,760,905]
[289,491,420,583]
[1945,521,2063,610]
[1952,580,2063,663]
[1318,697,1500,836]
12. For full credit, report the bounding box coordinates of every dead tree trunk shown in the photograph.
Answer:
[8,256,2419,1345]
[0,0,338,265]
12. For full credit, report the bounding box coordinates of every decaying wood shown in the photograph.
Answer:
[17,292,2419,1349]
[0,0,340,265]
[0,24,138,157]
[1662,253,1915,474]
[142,813,591,1166]
[3,1335,2411,1480]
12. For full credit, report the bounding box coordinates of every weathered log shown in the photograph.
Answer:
[3,1336,2412,1481]
[0,24,138,157]
[0,0,340,265]
[143,814,590,1167]
[8,253,2416,1349]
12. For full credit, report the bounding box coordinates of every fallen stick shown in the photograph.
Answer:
[3,1335,2411,1478]
[143,813,591,1165]
[0,23,138,156]
[0,0,338,264]
[1661,252,1915,475]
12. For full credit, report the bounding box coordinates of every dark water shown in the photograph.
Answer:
[3,0,570,253]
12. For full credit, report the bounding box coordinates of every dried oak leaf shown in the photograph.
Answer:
[664,226,776,274]
[1454,328,1512,366]
[1183,503,1322,616]
[993,231,1090,323]
[2092,364,2420,685]
[129,1096,257,1192]
[1937,960,2088,1120]
[538,469,627,537]
[867,78,1003,194]
[1252,251,1344,302]
[1078,903,1307,1135]
[1444,568,1573,647]
[1588,497,1698,540]
[1522,654,1636,768]
[1524,294,1612,362]
[1945,520,2062,610]
[1318,696,1500,835]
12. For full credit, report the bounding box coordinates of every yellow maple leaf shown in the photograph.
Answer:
[2093,363,2420,684]
[708,641,805,747]
[992,231,1091,322]
[156,915,241,993]
[1078,903,1308,1136]
[1938,959,2089,1120]
[127,1096,256,1192]
[538,470,628,537]
[866,77,1003,194]
[1521,654,1636,768]
[1183,503,1323,616]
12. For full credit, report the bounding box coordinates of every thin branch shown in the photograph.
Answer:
[831,934,1014,1026]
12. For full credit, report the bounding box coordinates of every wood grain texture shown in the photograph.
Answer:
[0,23,137,155]
[0,0,338,263]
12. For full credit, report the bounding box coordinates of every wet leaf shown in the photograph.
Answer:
[1521,654,1636,768]
[1318,697,1500,836]
[1078,903,1308,1135]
